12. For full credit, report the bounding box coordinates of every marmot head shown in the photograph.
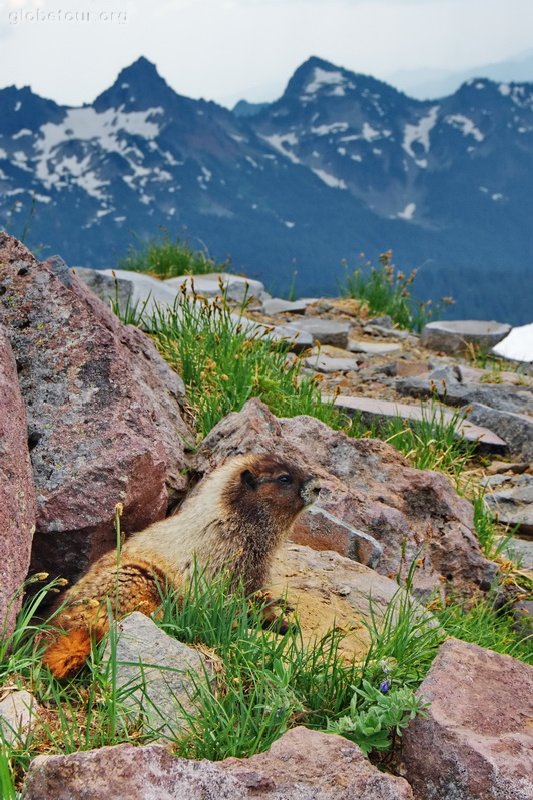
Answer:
[223,453,320,530]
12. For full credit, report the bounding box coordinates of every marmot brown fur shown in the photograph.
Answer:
[42,453,319,679]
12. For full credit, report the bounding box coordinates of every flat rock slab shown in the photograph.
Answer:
[402,638,533,800]
[397,369,533,415]
[262,298,310,315]
[0,234,193,585]
[330,394,507,448]
[492,322,533,363]
[100,268,182,317]
[0,327,36,635]
[458,364,533,387]
[348,339,402,356]
[77,268,312,352]
[165,272,268,302]
[22,727,413,800]
[288,317,351,348]
[104,612,209,737]
[304,352,359,373]
[466,403,533,462]
[482,473,533,536]
[421,319,511,354]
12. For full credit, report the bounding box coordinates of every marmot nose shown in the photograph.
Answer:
[301,478,321,506]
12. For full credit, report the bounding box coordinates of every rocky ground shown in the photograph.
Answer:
[0,235,532,799]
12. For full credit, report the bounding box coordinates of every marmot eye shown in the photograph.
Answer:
[277,474,292,484]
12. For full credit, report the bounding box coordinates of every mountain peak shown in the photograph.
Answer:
[93,56,177,110]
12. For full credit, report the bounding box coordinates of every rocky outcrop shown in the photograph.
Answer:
[22,727,414,799]
[0,327,36,635]
[0,234,193,585]
[193,399,495,596]
[402,638,533,800]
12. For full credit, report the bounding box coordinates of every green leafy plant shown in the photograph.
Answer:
[327,680,424,755]
[342,250,454,332]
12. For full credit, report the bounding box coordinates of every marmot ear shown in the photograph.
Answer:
[241,469,257,489]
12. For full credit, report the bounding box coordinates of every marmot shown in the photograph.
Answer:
[42,453,319,679]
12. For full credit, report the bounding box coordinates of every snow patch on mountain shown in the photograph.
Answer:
[311,122,349,136]
[35,106,163,189]
[397,202,416,220]
[261,133,301,164]
[402,106,439,166]
[311,168,347,189]
[446,114,484,142]
[304,67,347,96]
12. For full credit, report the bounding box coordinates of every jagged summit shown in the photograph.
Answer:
[93,56,180,111]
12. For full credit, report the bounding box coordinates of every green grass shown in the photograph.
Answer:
[342,250,454,332]
[1,556,530,794]
[117,233,228,279]
[149,290,341,438]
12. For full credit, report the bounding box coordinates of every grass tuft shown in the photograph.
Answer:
[118,232,228,279]
[342,250,454,332]
[148,288,340,438]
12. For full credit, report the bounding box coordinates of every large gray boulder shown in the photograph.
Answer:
[0,234,193,586]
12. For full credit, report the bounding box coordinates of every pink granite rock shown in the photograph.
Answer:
[0,326,36,635]
[0,234,193,585]
[193,398,495,596]
[402,638,533,800]
[22,727,413,799]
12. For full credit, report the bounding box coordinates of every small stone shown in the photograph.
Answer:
[486,460,530,475]
[363,323,409,339]
[261,298,310,315]
[0,690,39,746]
[483,473,533,535]
[348,339,402,356]
[395,359,429,377]
[368,315,393,328]
[421,319,511,354]
[286,317,351,348]
[104,612,210,737]
[506,536,533,570]
[304,353,359,374]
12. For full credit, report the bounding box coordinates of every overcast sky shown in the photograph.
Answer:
[1,0,532,107]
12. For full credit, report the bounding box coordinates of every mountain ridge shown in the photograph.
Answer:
[0,56,531,323]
